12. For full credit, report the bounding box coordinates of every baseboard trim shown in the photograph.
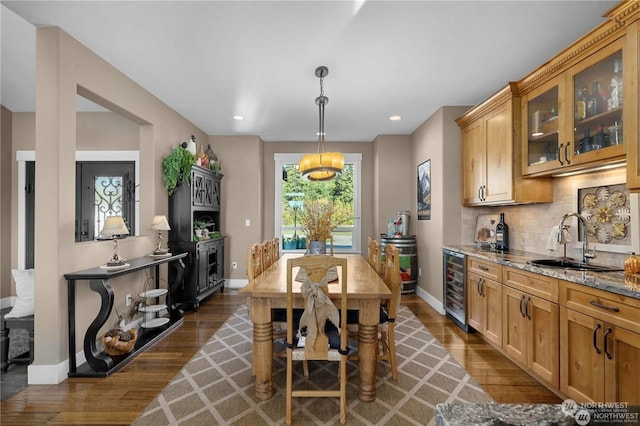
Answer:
[28,350,86,384]
[414,286,446,315]
[225,278,248,290]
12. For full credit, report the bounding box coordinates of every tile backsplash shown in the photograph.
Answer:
[462,167,635,269]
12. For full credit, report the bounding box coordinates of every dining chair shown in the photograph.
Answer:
[285,255,349,425]
[380,243,401,380]
[247,243,264,281]
[367,237,381,276]
[272,237,280,261]
[262,239,274,269]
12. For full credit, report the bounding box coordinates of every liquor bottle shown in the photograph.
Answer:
[495,213,509,251]
[609,59,623,110]
[576,87,586,120]
[587,80,603,117]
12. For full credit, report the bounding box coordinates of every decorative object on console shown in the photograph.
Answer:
[101,328,137,357]
[299,66,344,181]
[101,216,129,267]
[150,215,171,256]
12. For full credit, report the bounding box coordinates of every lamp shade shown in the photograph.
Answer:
[150,215,171,231]
[101,216,129,238]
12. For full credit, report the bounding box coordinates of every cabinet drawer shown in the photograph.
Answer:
[467,257,502,281]
[560,281,640,334]
[503,267,558,303]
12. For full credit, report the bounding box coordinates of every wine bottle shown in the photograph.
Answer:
[495,213,509,251]
[587,80,603,117]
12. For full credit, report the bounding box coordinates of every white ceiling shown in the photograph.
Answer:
[1,1,619,142]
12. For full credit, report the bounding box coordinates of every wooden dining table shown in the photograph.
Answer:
[239,253,391,402]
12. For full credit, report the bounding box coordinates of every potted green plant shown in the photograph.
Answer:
[163,146,195,195]
[193,220,206,239]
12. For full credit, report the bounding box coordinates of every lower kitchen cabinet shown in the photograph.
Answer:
[503,286,559,388]
[467,271,503,346]
[559,280,640,404]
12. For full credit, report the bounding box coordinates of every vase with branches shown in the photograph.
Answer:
[300,200,352,253]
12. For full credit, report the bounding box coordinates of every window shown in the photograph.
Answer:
[274,153,361,253]
[75,161,136,242]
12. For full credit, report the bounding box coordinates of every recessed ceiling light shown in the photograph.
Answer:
[233,115,245,121]
[389,115,402,121]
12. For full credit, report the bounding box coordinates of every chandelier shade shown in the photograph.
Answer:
[299,66,344,181]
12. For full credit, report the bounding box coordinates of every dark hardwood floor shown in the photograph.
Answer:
[0,292,560,425]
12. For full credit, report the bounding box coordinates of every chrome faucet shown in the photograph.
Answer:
[558,213,596,264]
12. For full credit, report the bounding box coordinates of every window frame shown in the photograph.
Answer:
[274,153,362,254]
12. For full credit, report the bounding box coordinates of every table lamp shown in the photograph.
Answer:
[101,216,129,266]
[150,215,171,255]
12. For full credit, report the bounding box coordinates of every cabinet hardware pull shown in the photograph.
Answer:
[477,278,482,296]
[480,279,486,297]
[589,300,620,312]
[564,142,571,165]
[478,186,482,201]
[478,265,489,271]
[525,296,531,320]
[519,295,526,318]
[603,327,613,360]
[558,143,564,165]
[593,323,601,354]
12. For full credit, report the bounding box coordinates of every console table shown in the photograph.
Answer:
[65,253,187,377]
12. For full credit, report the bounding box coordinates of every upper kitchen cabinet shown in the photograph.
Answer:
[519,2,640,181]
[625,19,640,190]
[457,83,553,206]
[522,40,626,176]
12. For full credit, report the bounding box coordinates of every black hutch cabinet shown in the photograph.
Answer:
[168,164,224,310]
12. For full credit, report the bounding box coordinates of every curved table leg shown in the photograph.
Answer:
[358,299,379,402]
[84,279,115,372]
[168,258,186,320]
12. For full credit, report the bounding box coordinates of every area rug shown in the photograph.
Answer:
[133,305,493,425]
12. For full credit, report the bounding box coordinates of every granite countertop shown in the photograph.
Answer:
[443,245,640,300]
[435,403,575,426]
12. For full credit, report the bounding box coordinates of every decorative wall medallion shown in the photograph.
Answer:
[575,179,639,254]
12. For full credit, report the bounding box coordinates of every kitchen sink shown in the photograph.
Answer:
[527,258,623,272]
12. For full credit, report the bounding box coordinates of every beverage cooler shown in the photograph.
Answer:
[442,249,470,332]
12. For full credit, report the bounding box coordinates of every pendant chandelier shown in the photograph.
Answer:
[299,66,344,181]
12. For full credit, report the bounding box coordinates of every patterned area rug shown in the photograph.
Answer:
[133,305,493,425]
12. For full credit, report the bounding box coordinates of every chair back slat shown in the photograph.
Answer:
[383,244,402,319]
[368,237,381,276]
[247,243,264,281]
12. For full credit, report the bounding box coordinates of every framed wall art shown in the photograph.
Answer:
[417,159,431,220]
[571,175,639,254]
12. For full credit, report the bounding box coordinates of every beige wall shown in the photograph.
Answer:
[209,135,263,280]
[410,106,470,308]
[1,106,12,300]
[24,27,208,383]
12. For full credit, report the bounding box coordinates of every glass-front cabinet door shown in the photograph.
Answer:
[523,39,625,176]
[522,80,564,175]
[569,43,625,168]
